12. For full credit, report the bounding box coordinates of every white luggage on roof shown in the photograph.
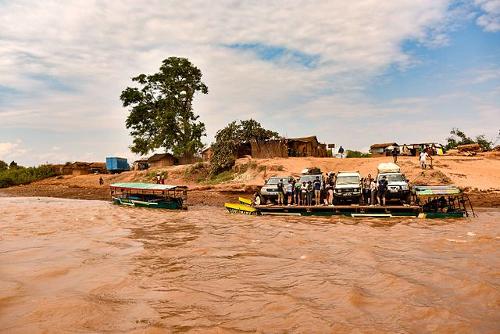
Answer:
[377,162,400,173]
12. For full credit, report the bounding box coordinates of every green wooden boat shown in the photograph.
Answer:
[110,182,187,210]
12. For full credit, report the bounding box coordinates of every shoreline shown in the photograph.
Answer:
[1,184,499,208]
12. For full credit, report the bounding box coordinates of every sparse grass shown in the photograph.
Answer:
[276,165,284,171]
[235,161,258,174]
[0,165,57,188]
[202,171,235,185]
[257,165,266,173]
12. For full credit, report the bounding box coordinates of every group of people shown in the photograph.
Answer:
[155,173,166,184]
[391,145,434,168]
[273,173,391,207]
[361,174,389,206]
[276,176,323,206]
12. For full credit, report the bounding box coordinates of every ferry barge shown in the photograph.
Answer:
[225,186,474,218]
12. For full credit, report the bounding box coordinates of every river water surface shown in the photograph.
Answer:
[1,197,499,333]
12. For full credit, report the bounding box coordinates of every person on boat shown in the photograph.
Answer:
[99,176,104,186]
[313,176,321,206]
[377,175,388,206]
[362,176,371,204]
[286,182,293,206]
[277,179,285,205]
[295,180,302,205]
[290,178,296,205]
[156,173,161,184]
[392,147,399,163]
[325,178,334,205]
[301,181,307,206]
[338,146,345,158]
[306,181,313,206]
[419,150,429,169]
[370,178,377,205]
[160,173,165,184]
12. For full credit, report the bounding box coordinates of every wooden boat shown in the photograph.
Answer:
[413,185,474,218]
[110,182,187,210]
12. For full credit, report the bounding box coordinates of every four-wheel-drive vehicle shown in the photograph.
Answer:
[255,176,293,205]
[333,171,362,204]
[376,163,410,204]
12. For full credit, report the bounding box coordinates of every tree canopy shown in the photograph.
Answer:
[120,57,208,159]
[210,119,279,174]
[445,128,493,151]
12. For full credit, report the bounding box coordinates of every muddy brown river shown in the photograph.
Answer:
[0,197,499,333]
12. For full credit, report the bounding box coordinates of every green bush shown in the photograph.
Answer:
[0,165,57,188]
[346,150,371,158]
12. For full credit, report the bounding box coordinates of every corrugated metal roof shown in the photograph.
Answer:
[110,182,185,190]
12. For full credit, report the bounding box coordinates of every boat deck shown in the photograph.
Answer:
[254,204,422,217]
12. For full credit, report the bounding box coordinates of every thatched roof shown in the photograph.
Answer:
[287,136,319,143]
[148,153,175,162]
[370,142,398,149]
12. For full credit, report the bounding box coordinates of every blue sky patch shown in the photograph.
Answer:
[225,42,319,69]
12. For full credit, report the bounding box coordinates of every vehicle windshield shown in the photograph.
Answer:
[381,174,406,182]
[336,176,359,185]
[266,178,288,185]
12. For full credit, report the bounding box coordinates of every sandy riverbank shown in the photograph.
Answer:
[1,154,499,207]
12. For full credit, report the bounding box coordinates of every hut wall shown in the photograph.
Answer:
[149,158,175,169]
[251,140,288,158]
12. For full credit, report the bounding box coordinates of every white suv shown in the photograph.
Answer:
[334,171,362,204]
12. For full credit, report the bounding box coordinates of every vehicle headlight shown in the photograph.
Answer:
[401,185,409,190]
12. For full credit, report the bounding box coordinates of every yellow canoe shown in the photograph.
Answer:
[224,202,258,215]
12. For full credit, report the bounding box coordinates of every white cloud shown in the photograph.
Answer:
[475,0,500,32]
[0,140,27,161]
[0,0,498,165]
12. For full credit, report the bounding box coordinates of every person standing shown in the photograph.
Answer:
[99,176,104,186]
[419,150,429,169]
[313,176,321,206]
[338,146,345,158]
[277,179,285,205]
[286,182,293,206]
[295,180,302,205]
[377,176,388,206]
[370,178,377,205]
[301,181,308,206]
[306,181,313,206]
[363,175,371,204]
[325,178,334,205]
[392,147,399,163]
[156,173,161,184]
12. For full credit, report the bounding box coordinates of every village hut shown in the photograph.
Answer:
[201,147,213,161]
[132,159,149,171]
[148,153,176,169]
[369,143,399,156]
[89,162,106,174]
[67,162,91,175]
[286,136,328,157]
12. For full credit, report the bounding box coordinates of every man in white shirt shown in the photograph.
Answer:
[419,151,429,169]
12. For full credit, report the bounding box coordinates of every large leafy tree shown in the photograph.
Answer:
[210,119,279,174]
[120,57,208,159]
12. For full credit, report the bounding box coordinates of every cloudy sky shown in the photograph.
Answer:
[1,0,499,165]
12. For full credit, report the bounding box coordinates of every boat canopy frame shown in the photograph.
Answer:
[110,182,188,201]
